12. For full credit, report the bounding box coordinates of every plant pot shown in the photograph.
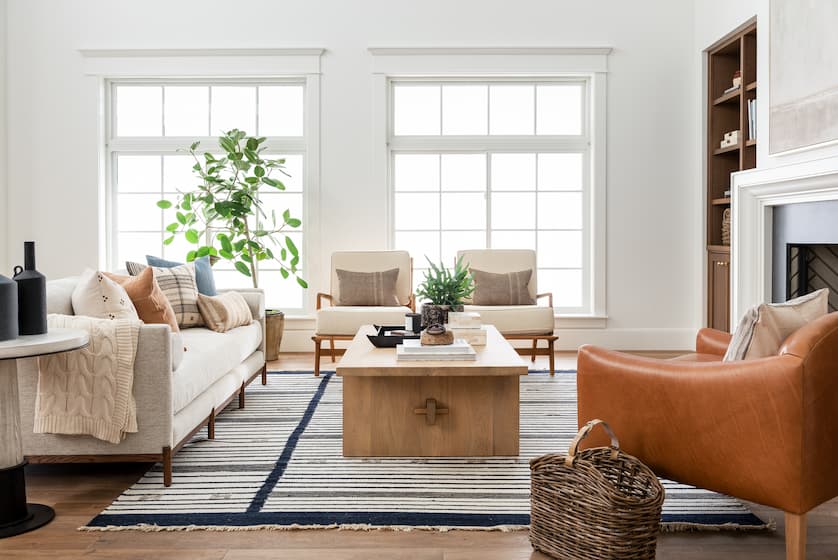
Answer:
[265,309,285,362]
[420,304,464,328]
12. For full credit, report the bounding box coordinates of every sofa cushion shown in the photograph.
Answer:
[471,268,535,305]
[47,277,79,315]
[316,306,411,336]
[336,268,400,306]
[172,322,262,413]
[462,305,554,335]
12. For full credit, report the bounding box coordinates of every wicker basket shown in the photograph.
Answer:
[529,420,665,560]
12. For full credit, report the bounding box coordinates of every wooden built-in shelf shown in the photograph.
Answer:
[711,197,731,206]
[713,88,741,105]
[713,144,740,155]
[746,81,757,91]
[745,139,757,147]
[708,245,731,254]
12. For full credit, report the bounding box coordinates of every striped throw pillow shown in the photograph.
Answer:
[126,261,203,328]
[471,268,535,305]
[336,268,401,306]
[197,292,253,333]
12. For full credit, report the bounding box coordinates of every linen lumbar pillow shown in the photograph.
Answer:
[104,267,179,333]
[126,261,204,328]
[470,268,535,305]
[723,288,829,361]
[146,254,217,296]
[197,292,253,333]
[71,268,139,321]
[336,268,401,306]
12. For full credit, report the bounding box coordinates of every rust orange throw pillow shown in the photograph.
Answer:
[104,268,180,333]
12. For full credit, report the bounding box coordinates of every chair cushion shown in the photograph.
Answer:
[316,306,412,336]
[471,268,535,305]
[172,322,262,413]
[336,268,400,306]
[462,305,554,335]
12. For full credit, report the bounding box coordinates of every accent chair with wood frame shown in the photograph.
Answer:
[577,312,838,560]
[313,250,414,376]
[457,249,558,374]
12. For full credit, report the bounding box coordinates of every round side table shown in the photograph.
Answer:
[0,328,89,538]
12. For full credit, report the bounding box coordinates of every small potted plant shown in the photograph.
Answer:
[157,129,306,360]
[415,256,475,327]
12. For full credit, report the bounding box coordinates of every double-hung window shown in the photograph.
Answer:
[106,79,307,310]
[388,78,595,313]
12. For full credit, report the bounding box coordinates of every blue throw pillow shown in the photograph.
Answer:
[146,255,218,296]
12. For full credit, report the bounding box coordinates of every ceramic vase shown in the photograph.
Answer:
[13,241,47,335]
[0,274,18,341]
[420,304,464,328]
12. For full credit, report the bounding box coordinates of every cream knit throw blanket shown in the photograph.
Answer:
[35,314,141,444]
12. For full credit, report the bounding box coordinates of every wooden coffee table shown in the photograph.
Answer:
[337,324,527,457]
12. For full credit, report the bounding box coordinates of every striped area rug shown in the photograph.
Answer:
[84,371,770,532]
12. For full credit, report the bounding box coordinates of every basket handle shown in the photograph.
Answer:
[565,419,620,467]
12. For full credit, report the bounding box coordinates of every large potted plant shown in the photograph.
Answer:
[157,129,306,360]
[415,256,475,327]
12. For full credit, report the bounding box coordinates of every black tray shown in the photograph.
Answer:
[367,325,420,348]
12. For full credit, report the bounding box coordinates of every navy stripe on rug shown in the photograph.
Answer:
[246,372,332,513]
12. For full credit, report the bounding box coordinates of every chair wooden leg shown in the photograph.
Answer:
[329,337,337,362]
[548,338,556,376]
[238,382,246,409]
[531,339,537,363]
[313,337,322,377]
[785,512,806,560]
[261,363,267,385]
[207,409,216,440]
[162,446,173,487]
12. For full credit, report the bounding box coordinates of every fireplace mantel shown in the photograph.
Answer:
[731,156,838,319]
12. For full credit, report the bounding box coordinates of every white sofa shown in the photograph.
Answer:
[16,277,266,486]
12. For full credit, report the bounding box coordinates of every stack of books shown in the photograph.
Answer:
[446,312,487,346]
[396,339,477,361]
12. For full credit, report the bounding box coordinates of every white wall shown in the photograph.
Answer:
[5,0,700,350]
[0,0,7,274]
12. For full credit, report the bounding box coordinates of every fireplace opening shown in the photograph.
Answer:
[787,244,838,312]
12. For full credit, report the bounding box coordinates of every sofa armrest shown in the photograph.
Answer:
[218,288,265,320]
[695,328,731,356]
[133,324,175,446]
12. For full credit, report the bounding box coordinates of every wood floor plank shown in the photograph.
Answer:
[3,352,837,559]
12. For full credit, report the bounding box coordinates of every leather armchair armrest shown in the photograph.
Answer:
[695,328,732,356]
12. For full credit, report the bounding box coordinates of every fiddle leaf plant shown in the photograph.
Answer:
[157,129,306,290]
[415,256,475,306]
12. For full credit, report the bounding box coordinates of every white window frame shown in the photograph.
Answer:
[370,47,609,323]
[82,48,323,313]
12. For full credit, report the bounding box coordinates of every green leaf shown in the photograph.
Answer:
[235,261,252,276]
[219,249,234,260]
[296,277,308,289]
[246,137,258,151]
[285,236,299,257]
[185,229,200,244]
[286,218,301,228]
[219,235,233,253]
[279,268,289,279]
[190,141,200,150]
[254,165,265,177]
[163,236,175,246]
[166,222,179,232]
[186,250,197,262]
[176,212,187,225]
[196,246,211,258]
[156,200,173,209]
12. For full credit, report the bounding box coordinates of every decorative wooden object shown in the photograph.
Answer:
[337,324,527,457]
[706,19,757,331]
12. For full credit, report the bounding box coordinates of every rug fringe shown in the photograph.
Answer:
[659,519,776,533]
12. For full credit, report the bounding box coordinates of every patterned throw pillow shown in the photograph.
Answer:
[104,268,180,333]
[471,268,535,305]
[126,261,203,328]
[146,255,217,296]
[71,268,139,320]
[197,292,253,333]
[336,268,401,306]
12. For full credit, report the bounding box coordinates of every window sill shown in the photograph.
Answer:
[284,314,608,330]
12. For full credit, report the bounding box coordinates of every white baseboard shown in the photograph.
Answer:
[278,327,696,353]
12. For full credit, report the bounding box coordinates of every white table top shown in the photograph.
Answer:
[0,328,90,360]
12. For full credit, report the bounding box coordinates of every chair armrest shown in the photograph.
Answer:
[218,288,265,320]
[316,292,333,310]
[408,293,416,312]
[536,292,553,307]
[695,328,731,356]
[576,344,807,512]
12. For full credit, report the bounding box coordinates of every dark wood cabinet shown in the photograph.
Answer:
[708,250,730,332]
[705,19,757,331]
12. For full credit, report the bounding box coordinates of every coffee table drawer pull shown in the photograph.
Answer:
[414,398,449,425]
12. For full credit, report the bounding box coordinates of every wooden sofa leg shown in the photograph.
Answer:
[785,512,806,560]
[531,339,537,363]
[207,409,216,440]
[162,446,173,487]
[313,337,322,377]
[239,382,246,409]
[548,338,556,376]
[329,337,337,362]
[261,364,267,385]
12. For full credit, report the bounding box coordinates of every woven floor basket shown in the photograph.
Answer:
[529,419,665,560]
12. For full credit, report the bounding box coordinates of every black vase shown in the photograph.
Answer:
[0,274,18,341]
[13,241,47,335]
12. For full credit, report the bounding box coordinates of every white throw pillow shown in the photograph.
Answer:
[71,268,139,321]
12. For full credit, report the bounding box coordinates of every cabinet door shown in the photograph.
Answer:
[708,251,731,332]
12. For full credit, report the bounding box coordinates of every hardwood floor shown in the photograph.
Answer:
[3,352,837,559]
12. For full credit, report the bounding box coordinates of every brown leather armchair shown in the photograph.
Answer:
[577,312,838,560]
